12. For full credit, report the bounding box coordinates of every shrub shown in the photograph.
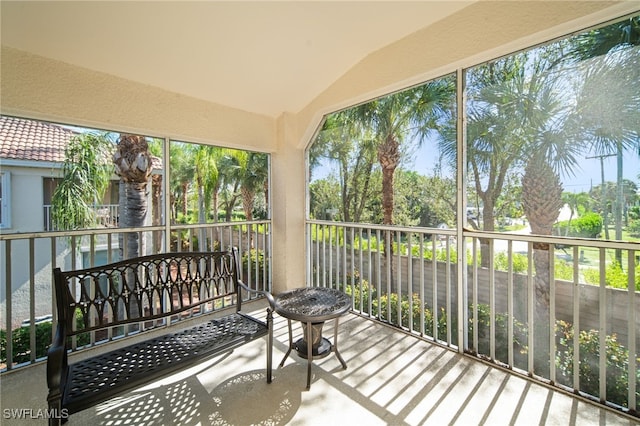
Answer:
[241,249,269,288]
[555,212,602,239]
[345,280,447,339]
[468,303,528,365]
[494,253,576,281]
[1,311,91,365]
[494,252,528,274]
[556,320,640,410]
[554,259,575,281]
[583,260,640,291]
[0,321,52,364]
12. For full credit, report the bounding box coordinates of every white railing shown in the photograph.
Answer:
[306,219,639,416]
[43,204,120,231]
[0,220,271,371]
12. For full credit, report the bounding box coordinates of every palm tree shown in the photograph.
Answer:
[113,134,153,259]
[567,15,640,262]
[452,56,536,266]
[194,145,225,225]
[311,110,378,223]
[168,142,195,223]
[365,80,455,230]
[573,50,640,245]
[51,133,113,230]
[236,151,268,223]
[567,16,639,61]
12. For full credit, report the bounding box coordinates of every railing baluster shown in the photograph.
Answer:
[489,239,495,361]
[507,240,514,368]
[445,235,451,346]
[51,237,58,343]
[29,238,36,363]
[329,226,334,289]
[322,224,327,288]
[472,237,478,353]
[376,229,382,322]
[5,240,13,370]
[432,236,438,341]
[419,233,425,337]
[408,233,414,332]
[627,249,637,412]
[549,244,556,384]
[89,236,96,345]
[396,230,402,327]
[572,245,580,392]
[71,237,79,348]
[367,228,372,317]
[599,247,607,403]
[527,241,534,375]
[357,227,362,311]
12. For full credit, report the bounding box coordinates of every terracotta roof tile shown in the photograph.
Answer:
[0,116,163,169]
[0,115,76,163]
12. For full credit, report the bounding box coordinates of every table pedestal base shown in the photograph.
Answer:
[294,336,331,359]
[295,321,331,359]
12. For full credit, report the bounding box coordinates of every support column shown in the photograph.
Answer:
[271,112,307,293]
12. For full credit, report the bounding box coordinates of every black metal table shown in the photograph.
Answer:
[274,287,351,389]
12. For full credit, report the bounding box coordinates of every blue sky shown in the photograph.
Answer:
[313,141,639,195]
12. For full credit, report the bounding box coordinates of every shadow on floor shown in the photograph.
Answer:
[92,365,303,426]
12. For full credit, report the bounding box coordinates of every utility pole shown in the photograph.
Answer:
[587,152,622,264]
[586,153,616,240]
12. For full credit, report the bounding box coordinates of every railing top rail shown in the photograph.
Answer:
[306,219,640,250]
[463,229,640,250]
[306,219,457,235]
[0,225,165,241]
[171,219,271,231]
[0,220,271,241]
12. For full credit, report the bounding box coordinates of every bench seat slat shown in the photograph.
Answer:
[63,313,268,414]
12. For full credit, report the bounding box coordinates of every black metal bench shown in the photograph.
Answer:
[46,248,274,425]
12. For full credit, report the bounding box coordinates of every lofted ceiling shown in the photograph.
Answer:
[0,1,474,118]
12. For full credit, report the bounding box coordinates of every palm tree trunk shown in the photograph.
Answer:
[119,181,148,258]
[114,134,153,328]
[118,181,147,324]
[241,187,255,248]
[181,183,188,217]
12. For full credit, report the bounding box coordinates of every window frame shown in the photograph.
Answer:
[0,171,11,229]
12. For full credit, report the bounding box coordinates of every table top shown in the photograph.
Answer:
[274,287,351,322]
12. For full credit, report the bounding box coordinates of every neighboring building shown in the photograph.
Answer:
[0,115,150,329]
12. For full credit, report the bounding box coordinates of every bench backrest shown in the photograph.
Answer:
[53,249,243,337]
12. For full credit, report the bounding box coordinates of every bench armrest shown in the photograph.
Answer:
[237,279,275,310]
[47,323,68,393]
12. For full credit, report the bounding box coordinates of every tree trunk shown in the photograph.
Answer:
[113,134,152,327]
[181,182,189,218]
[479,197,496,268]
[241,187,255,248]
[119,181,148,257]
[377,134,400,298]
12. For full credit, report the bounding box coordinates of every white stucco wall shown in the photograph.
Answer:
[0,47,276,154]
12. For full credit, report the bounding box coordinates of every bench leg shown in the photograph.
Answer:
[47,393,63,426]
[267,308,273,383]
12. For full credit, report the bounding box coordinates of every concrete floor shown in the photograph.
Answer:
[1,300,638,426]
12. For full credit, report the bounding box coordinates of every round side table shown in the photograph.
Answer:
[274,287,351,389]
